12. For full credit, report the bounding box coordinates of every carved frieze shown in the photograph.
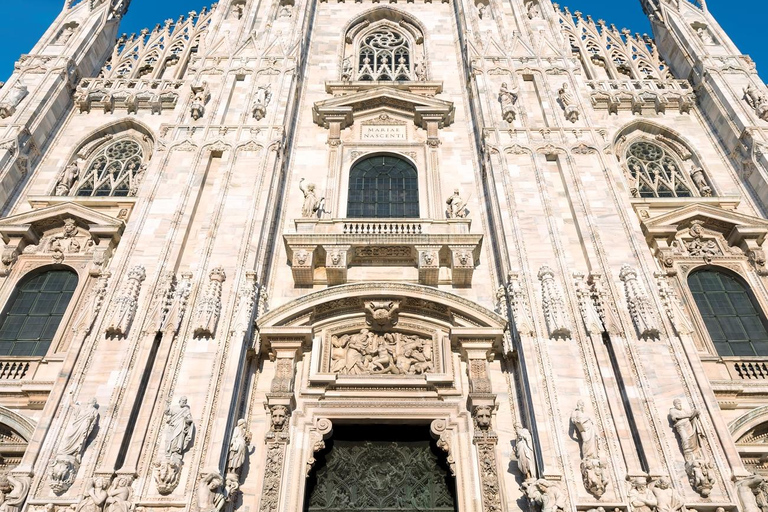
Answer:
[329,328,434,375]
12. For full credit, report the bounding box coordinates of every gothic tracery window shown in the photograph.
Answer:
[347,155,419,218]
[688,269,768,357]
[75,138,145,197]
[357,29,412,81]
[625,140,695,198]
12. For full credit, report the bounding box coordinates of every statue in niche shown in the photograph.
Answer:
[696,26,715,45]
[477,4,489,19]
[628,477,656,512]
[689,166,712,196]
[558,83,579,122]
[154,396,194,494]
[523,479,565,512]
[56,159,81,195]
[445,189,468,218]
[227,418,251,477]
[74,478,108,512]
[330,329,433,375]
[414,61,427,81]
[668,398,704,462]
[526,0,541,19]
[230,3,245,19]
[105,476,132,512]
[50,398,100,494]
[0,81,28,119]
[514,423,536,480]
[299,178,323,218]
[498,82,518,122]
[278,5,293,17]
[744,84,768,121]
[341,57,353,81]
[189,82,210,121]
[55,25,76,45]
[252,84,272,120]
[570,400,599,460]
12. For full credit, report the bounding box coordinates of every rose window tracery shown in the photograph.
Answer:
[357,30,411,81]
[625,141,695,198]
[75,139,144,197]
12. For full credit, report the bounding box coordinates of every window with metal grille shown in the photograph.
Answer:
[688,269,768,357]
[625,141,694,198]
[0,270,78,357]
[347,155,419,218]
[74,138,144,197]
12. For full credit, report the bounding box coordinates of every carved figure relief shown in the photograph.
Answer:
[558,83,579,123]
[737,474,765,512]
[252,84,272,120]
[55,160,81,196]
[522,479,566,512]
[105,265,146,338]
[193,267,226,338]
[514,423,536,480]
[683,221,721,262]
[1,475,30,512]
[299,178,323,218]
[499,82,518,122]
[154,396,195,494]
[198,471,227,512]
[668,398,714,496]
[472,405,503,512]
[628,477,655,512]
[0,82,28,119]
[190,82,210,120]
[330,329,433,375]
[570,400,608,497]
[49,398,100,494]
[526,0,542,19]
[651,477,684,512]
[744,84,768,121]
[226,418,251,492]
[54,24,78,45]
[106,476,132,512]
[73,478,108,512]
[689,167,712,197]
[445,189,468,218]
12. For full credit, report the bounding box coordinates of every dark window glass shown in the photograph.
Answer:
[0,270,78,357]
[347,155,419,218]
[688,269,768,357]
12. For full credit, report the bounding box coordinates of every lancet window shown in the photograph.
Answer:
[73,138,145,197]
[347,154,419,218]
[688,268,768,357]
[625,141,697,198]
[0,269,78,357]
[357,29,412,81]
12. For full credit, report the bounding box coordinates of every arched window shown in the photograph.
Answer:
[625,140,695,198]
[688,269,768,357]
[0,270,78,357]
[75,138,145,197]
[358,29,411,81]
[347,155,419,218]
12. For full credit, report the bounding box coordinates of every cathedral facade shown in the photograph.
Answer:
[0,0,768,511]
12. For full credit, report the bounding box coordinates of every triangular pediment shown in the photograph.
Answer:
[313,85,455,129]
[642,204,768,237]
[0,202,124,244]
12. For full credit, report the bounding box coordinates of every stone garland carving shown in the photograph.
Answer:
[105,266,146,338]
[570,400,608,498]
[49,398,100,494]
[73,477,108,512]
[573,273,605,335]
[507,271,534,335]
[252,84,272,120]
[0,81,28,119]
[472,406,503,512]
[330,329,433,375]
[299,178,323,218]
[558,83,579,123]
[193,267,226,338]
[619,265,660,340]
[498,82,518,122]
[537,266,571,339]
[154,396,195,495]
[445,189,469,219]
[190,82,210,120]
[668,398,714,496]
[744,84,768,122]
[225,418,251,493]
[306,418,333,477]
[522,479,566,512]
[1,475,30,512]
[514,423,536,480]
[430,419,456,477]
[197,471,228,512]
[260,405,291,512]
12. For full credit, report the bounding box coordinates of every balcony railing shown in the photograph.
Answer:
[0,360,31,380]
[733,361,768,380]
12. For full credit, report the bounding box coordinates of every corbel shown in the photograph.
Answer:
[449,245,475,287]
[415,245,440,285]
[288,244,317,286]
[324,244,349,285]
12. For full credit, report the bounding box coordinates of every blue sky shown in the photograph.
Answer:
[0,1,765,80]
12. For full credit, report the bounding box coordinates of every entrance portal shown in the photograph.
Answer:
[305,424,457,512]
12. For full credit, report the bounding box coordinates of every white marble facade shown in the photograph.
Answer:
[0,0,767,511]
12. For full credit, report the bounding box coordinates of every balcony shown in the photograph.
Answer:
[586,79,695,115]
[284,218,482,287]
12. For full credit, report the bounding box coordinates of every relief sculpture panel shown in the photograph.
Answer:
[329,328,435,375]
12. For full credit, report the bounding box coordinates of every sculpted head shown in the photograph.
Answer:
[656,477,671,489]
[474,405,492,429]
[94,477,106,489]
[673,398,682,410]
[179,396,188,407]
[576,400,585,411]
[271,405,289,430]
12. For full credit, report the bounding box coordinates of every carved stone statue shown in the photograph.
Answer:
[580,458,608,498]
[154,396,194,494]
[197,471,227,512]
[526,0,542,19]
[2,475,30,512]
[105,476,132,512]
[299,178,322,218]
[414,61,427,81]
[689,166,712,197]
[651,477,683,512]
[445,189,468,218]
[514,423,536,480]
[558,83,579,123]
[0,81,29,119]
[74,478,108,512]
[474,405,493,430]
[190,82,210,120]
[738,474,765,512]
[628,477,656,512]
[744,84,768,121]
[523,479,565,512]
[330,329,433,375]
[252,84,272,120]
[570,400,598,460]
[341,57,353,81]
[696,27,715,45]
[227,418,250,477]
[365,300,400,330]
[499,82,518,122]
[269,405,290,433]
[55,25,77,45]
[50,398,100,494]
[668,398,704,462]
[56,160,80,196]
